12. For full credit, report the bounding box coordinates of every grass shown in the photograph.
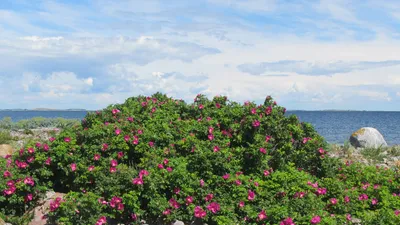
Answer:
[0,131,14,145]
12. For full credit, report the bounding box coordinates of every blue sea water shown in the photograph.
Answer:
[1,110,399,145]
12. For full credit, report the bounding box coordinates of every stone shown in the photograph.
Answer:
[27,191,65,225]
[172,221,185,225]
[0,144,13,158]
[350,127,387,149]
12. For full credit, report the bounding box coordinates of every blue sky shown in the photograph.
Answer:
[1,0,400,110]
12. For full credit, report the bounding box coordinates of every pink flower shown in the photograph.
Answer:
[102,143,109,151]
[139,170,149,177]
[205,193,214,202]
[239,201,245,208]
[265,135,271,142]
[330,198,338,205]
[64,137,71,143]
[395,210,400,216]
[27,156,35,163]
[302,137,312,144]
[131,213,138,221]
[24,177,35,186]
[163,209,171,215]
[70,163,77,172]
[117,151,124,159]
[315,188,327,196]
[200,179,205,187]
[199,104,204,109]
[169,198,180,209]
[235,179,242,186]
[49,137,56,142]
[215,103,221,108]
[207,202,221,214]
[294,192,305,199]
[258,210,267,221]
[252,120,260,127]
[94,154,101,161]
[24,193,33,202]
[111,159,118,167]
[213,146,220,152]
[112,109,120,115]
[115,129,121,135]
[359,194,368,201]
[280,217,295,225]
[27,147,35,154]
[124,135,130,142]
[310,216,321,224]
[96,216,107,225]
[194,206,207,218]
[127,117,134,122]
[110,167,117,173]
[49,198,62,212]
[132,177,143,185]
[158,164,164,169]
[346,214,352,221]
[186,196,194,205]
[43,144,49,152]
[208,134,214,141]
[222,174,230,180]
[265,106,272,115]
[3,170,11,178]
[251,108,257,114]
[163,158,169,165]
[3,186,16,196]
[88,165,95,171]
[148,141,155,147]
[248,190,255,201]
[259,147,267,154]
[344,196,350,203]
[166,167,173,172]
[264,170,270,176]
[371,198,378,205]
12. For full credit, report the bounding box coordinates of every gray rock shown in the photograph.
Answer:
[350,127,387,149]
[172,221,185,225]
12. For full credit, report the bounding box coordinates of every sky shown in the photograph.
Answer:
[1,0,400,110]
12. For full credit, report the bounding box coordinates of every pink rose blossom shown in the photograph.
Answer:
[258,210,267,221]
[207,202,220,214]
[70,163,77,172]
[248,190,255,201]
[310,216,321,224]
[194,206,207,218]
[186,196,194,205]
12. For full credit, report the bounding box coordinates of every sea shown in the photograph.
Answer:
[1,110,399,145]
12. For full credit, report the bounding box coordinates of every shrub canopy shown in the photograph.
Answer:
[1,93,400,225]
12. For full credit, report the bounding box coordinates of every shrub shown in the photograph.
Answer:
[3,93,400,224]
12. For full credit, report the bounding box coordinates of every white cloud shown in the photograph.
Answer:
[208,0,276,12]
[22,71,93,95]
[357,90,391,102]
[237,60,400,76]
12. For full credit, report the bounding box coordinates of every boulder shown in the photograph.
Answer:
[350,127,387,148]
[28,191,65,225]
[0,144,13,158]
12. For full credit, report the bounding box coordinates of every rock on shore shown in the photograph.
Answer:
[350,127,387,148]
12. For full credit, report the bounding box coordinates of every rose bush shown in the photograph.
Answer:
[1,93,400,224]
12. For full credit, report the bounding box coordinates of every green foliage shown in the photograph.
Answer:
[0,131,13,144]
[2,93,400,225]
